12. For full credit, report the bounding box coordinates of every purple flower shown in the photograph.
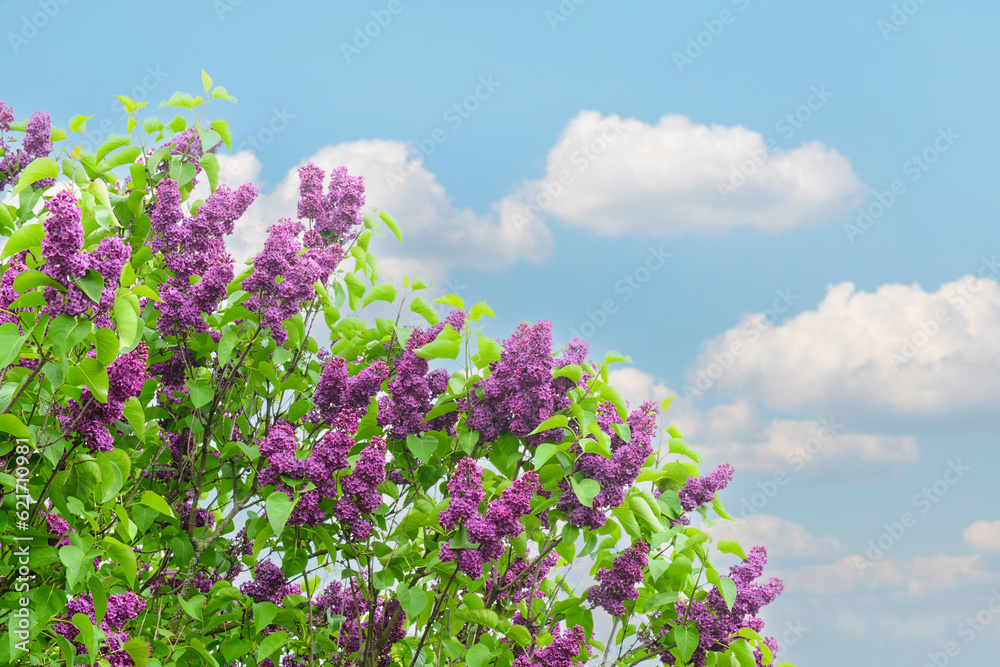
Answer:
[241,560,302,604]
[678,464,735,512]
[23,111,52,159]
[514,624,588,667]
[41,191,86,283]
[588,541,649,617]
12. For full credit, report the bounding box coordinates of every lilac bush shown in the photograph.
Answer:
[0,79,791,667]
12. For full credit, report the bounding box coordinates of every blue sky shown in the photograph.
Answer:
[5,0,1000,664]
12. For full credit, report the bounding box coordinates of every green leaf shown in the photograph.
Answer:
[254,602,279,633]
[201,70,214,92]
[642,590,680,614]
[48,314,93,355]
[717,539,748,561]
[600,384,629,420]
[60,545,88,588]
[13,157,59,193]
[78,357,110,403]
[74,269,105,304]
[629,495,665,533]
[200,152,220,192]
[161,91,197,109]
[112,296,139,350]
[0,323,29,368]
[406,434,438,462]
[116,95,139,113]
[123,397,146,440]
[93,328,118,366]
[217,330,237,366]
[434,293,465,310]
[668,438,701,464]
[378,210,402,242]
[468,301,495,322]
[414,337,460,360]
[70,613,97,664]
[466,643,499,667]
[12,268,64,293]
[100,146,142,171]
[210,119,233,150]
[257,631,288,663]
[675,625,700,663]
[729,638,757,667]
[507,624,533,648]
[362,283,397,307]
[0,414,29,440]
[266,491,294,536]
[102,537,137,587]
[187,379,213,409]
[570,476,600,508]
[530,414,568,435]
[612,506,642,539]
[97,134,131,162]
[453,608,499,629]
[396,584,429,616]
[141,117,164,134]
[123,638,150,667]
[69,114,93,132]
[718,576,738,612]
[647,558,670,582]
[0,223,44,259]
[137,490,175,518]
[409,296,439,325]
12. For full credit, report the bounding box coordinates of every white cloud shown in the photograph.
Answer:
[693,275,1000,418]
[711,514,845,558]
[607,367,917,476]
[501,111,866,237]
[780,553,993,597]
[964,520,1000,553]
[215,143,553,285]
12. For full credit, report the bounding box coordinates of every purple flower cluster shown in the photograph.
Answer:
[438,459,539,577]
[513,624,588,667]
[43,512,74,547]
[59,344,150,452]
[333,436,387,540]
[313,577,405,667]
[467,321,581,445]
[54,592,146,666]
[38,192,131,324]
[0,260,26,326]
[377,310,465,440]
[678,464,735,512]
[557,400,659,529]
[662,546,783,667]
[296,162,366,242]
[242,218,343,344]
[492,550,559,605]
[312,356,389,424]
[151,178,257,337]
[0,104,53,191]
[241,560,303,604]
[588,541,650,617]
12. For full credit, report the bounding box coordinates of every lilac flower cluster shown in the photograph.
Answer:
[312,356,389,425]
[493,550,559,609]
[467,321,582,445]
[557,400,659,529]
[377,310,466,440]
[43,512,74,547]
[313,577,405,667]
[438,459,539,577]
[59,343,150,452]
[678,464,735,512]
[332,436,387,540]
[241,560,303,605]
[39,191,131,324]
[588,541,650,617]
[0,260,26,326]
[296,162,366,242]
[662,546,783,667]
[151,178,257,338]
[53,592,147,667]
[242,217,343,344]
[0,102,53,191]
[513,624,588,667]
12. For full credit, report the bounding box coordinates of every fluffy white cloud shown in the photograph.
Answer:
[711,514,844,558]
[779,553,993,597]
[964,520,1000,553]
[500,111,867,237]
[607,368,917,476]
[214,144,553,286]
[692,274,1000,417]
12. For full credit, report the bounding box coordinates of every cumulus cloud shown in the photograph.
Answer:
[213,144,554,286]
[692,274,1000,418]
[607,367,917,477]
[500,111,866,237]
[711,514,845,558]
[779,553,993,597]
[964,520,1000,553]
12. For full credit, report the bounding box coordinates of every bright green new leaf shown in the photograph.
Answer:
[0,223,44,259]
[13,157,59,193]
[396,584,429,616]
[137,490,175,518]
[717,539,748,561]
[266,490,294,536]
